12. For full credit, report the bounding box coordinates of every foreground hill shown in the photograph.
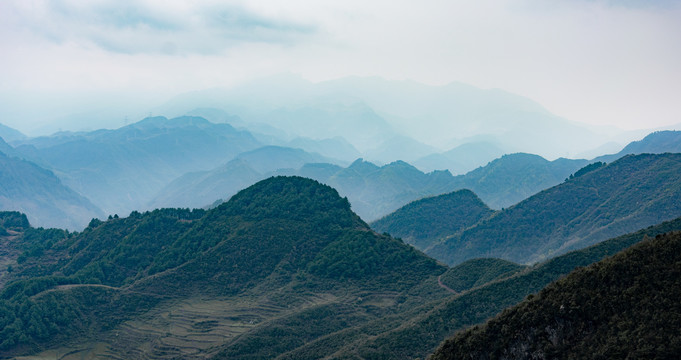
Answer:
[11,116,261,215]
[266,216,681,359]
[0,151,103,230]
[431,231,681,359]
[371,190,495,250]
[428,153,681,265]
[0,177,445,358]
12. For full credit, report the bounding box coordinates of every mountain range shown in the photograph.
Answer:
[2,175,681,358]
[0,149,103,230]
[424,153,681,265]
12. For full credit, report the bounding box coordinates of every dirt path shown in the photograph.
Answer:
[437,275,457,294]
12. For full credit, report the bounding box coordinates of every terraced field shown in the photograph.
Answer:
[20,292,339,360]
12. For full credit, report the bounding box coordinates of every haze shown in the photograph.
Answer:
[1,0,680,137]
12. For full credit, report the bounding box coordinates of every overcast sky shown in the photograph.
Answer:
[1,0,680,135]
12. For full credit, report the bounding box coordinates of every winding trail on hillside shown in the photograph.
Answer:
[437,275,457,294]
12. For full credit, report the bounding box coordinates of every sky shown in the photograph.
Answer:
[1,0,680,135]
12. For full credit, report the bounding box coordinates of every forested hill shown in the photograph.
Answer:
[0,176,445,358]
[430,230,681,360]
[370,189,495,250]
[428,153,681,265]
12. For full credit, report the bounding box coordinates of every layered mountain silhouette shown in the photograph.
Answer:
[10,116,261,215]
[427,153,681,265]
[595,130,681,163]
[0,150,103,229]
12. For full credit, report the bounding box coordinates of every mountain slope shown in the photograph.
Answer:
[595,130,681,163]
[0,176,445,358]
[149,146,334,209]
[0,151,103,230]
[448,153,589,209]
[428,153,681,265]
[430,231,681,360]
[414,141,508,175]
[314,216,681,360]
[371,190,495,250]
[12,116,261,215]
[0,124,26,143]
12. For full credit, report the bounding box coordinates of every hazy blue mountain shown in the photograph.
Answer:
[428,153,681,265]
[0,137,15,156]
[11,116,261,215]
[287,136,361,163]
[413,141,508,175]
[595,130,681,163]
[158,75,612,159]
[364,135,441,164]
[0,151,103,230]
[371,190,495,250]
[0,123,26,144]
[260,102,399,152]
[149,146,334,209]
[153,152,590,223]
[448,153,589,209]
[431,231,681,360]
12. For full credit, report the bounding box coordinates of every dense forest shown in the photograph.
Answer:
[431,231,681,359]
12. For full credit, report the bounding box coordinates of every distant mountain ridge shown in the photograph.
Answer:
[595,130,681,163]
[0,151,103,230]
[427,153,681,265]
[10,116,262,215]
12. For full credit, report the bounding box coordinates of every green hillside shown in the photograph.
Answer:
[315,216,681,359]
[428,153,681,265]
[431,231,681,360]
[439,258,527,293]
[0,176,445,358]
[371,190,495,250]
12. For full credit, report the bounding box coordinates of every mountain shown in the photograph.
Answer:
[0,124,26,144]
[430,231,681,360]
[11,116,261,216]
[371,190,495,250]
[438,258,527,293]
[428,153,681,265]
[149,146,335,209]
[448,153,589,209]
[364,135,441,164]
[152,152,589,223]
[0,151,103,230]
[413,141,508,175]
[271,216,681,359]
[287,136,361,163]
[595,130,681,163]
[159,75,614,159]
[0,177,445,358]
